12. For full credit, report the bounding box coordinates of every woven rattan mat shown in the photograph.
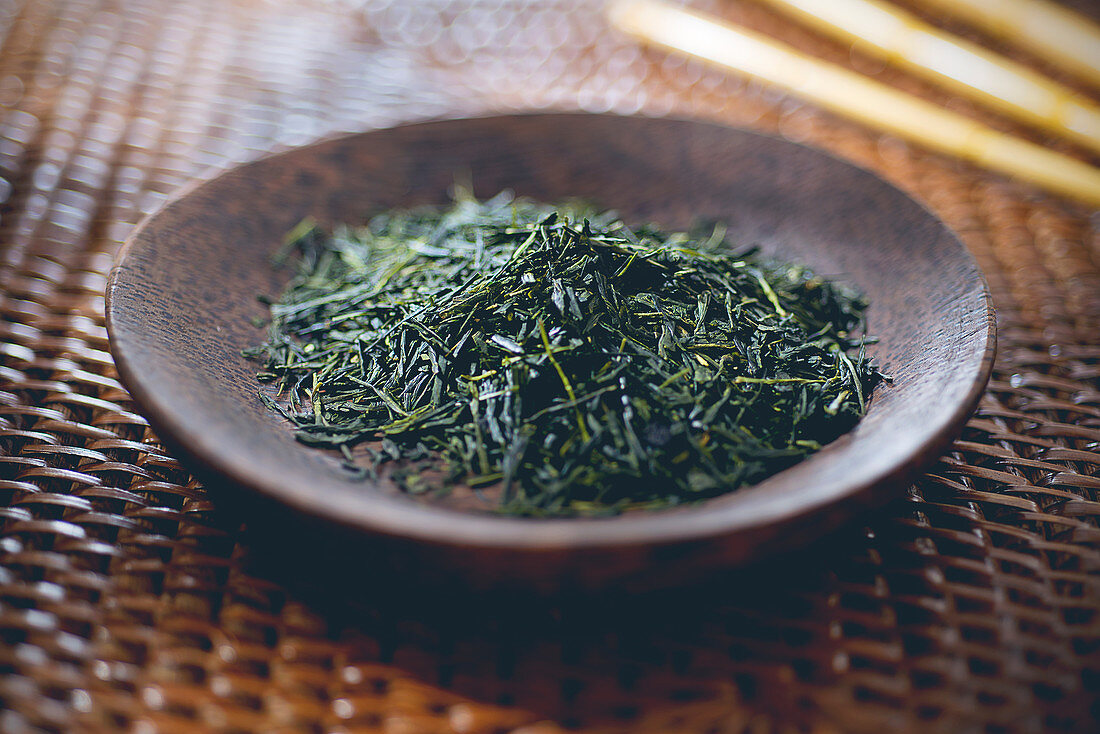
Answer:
[2,1,1099,732]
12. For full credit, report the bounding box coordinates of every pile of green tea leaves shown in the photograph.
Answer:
[247,190,886,516]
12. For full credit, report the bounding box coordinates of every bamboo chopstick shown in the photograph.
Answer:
[911,0,1100,90]
[607,0,1100,208]
[751,0,1100,155]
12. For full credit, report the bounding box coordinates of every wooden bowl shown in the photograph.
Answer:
[106,113,995,592]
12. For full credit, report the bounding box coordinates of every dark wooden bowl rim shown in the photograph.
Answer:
[106,113,995,558]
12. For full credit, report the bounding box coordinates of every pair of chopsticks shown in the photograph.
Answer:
[607,0,1100,208]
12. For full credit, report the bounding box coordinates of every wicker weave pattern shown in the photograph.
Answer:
[0,1,1098,732]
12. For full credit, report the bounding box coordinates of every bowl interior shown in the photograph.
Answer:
[107,113,993,555]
